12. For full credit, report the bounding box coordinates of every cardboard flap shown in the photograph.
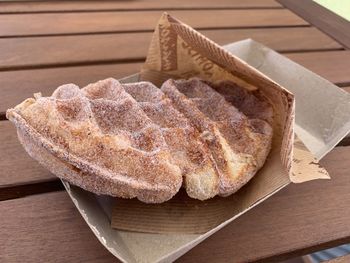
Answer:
[224,39,350,160]
[291,137,330,183]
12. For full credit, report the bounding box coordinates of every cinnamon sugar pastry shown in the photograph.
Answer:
[124,81,219,200]
[161,78,273,196]
[7,79,182,203]
[7,77,273,202]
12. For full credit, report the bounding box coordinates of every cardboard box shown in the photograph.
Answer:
[62,14,350,263]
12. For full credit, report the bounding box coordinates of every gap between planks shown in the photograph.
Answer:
[0,25,312,39]
[0,7,285,15]
[1,146,350,262]
[0,180,63,201]
[0,9,309,37]
[0,47,345,72]
[0,0,283,14]
[0,27,343,71]
[1,50,350,115]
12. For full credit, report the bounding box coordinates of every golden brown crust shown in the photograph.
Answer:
[161,78,273,196]
[209,80,274,125]
[7,77,273,202]
[6,79,182,203]
[211,80,274,169]
[124,82,219,200]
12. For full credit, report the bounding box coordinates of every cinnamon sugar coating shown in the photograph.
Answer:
[124,82,219,200]
[6,77,273,202]
[161,78,273,196]
[7,78,182,203]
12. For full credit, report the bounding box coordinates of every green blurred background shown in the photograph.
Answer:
[314,0,350,21]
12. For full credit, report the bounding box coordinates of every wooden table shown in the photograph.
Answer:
[1,1,350,262]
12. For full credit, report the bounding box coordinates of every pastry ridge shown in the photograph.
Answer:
[161,78,273,196]
[7,78,182,203]
[7,77,273,202]
[124,81,219,200]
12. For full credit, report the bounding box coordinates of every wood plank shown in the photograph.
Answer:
[0,191,117,263]
[0,9,308,37]
[343,86,350,93]
[202,27,342,52]
[0,63,142,114]
[278,0,350,49]
[180,146,350,262]
[2,50,350,114]
[0,121,55,188]
[0,180,63,201]
[286,51,350,86]
[1,146,349,263]
[0,27,342,71]
[0,0,282,13]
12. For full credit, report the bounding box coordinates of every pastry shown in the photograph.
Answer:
[124,81,219,200]
[7,77,273,202]
[6,78,182,203]
[161,78,273,196]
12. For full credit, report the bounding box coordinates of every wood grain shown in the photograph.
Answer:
[278,0,350,49]
[0,27,342,70]
[0,191,117,263]
[0,147,349,263]
[2,50,350,114]
[0,0,282,13]
[0,63,142,114]
[0,121,63,200]
[286,51,350,86]
[179,146,350,262]
[0,121,55,187]
[0,9,308,37]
